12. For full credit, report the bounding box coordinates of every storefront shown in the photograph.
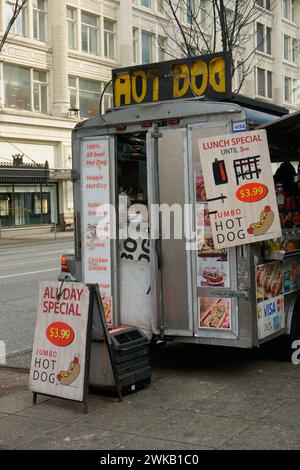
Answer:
[0,158,58,228]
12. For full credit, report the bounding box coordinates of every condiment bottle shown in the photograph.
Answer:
[276,183,285,209]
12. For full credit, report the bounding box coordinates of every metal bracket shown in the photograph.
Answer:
[211,290,249,300]
[151,131,162,139]
[71,170,80,181]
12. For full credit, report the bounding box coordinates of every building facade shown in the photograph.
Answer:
[0,0,299,231]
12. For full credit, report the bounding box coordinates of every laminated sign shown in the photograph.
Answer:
[29,282,90,402]
[198,130,282,249]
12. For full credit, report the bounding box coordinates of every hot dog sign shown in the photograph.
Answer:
[29,282,90,402]
[198,130,282,249]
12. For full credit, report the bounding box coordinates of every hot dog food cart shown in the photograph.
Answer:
[66,52,300,368]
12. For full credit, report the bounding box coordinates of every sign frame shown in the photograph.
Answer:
[112,51,232,108]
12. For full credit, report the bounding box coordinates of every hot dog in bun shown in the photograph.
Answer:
[247,206,274,236]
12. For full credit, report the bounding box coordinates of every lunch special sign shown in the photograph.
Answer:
[29,282,90,402]
[199,130,282,250]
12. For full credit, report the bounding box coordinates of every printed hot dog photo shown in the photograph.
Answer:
[199,297,231,329]
[256,261,283,301]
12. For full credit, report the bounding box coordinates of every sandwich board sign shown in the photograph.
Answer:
[29,282,121,410]
[198,129,282,249]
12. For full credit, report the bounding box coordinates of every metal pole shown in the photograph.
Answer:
[54,222,57,240]
[0,219,2,239]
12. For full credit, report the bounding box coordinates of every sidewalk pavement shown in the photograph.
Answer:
[0,231,74,245]
[0,343,300,450]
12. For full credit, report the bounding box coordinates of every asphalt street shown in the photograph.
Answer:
[0,236,74,358]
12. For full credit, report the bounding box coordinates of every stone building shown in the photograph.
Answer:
[0,0,298,233]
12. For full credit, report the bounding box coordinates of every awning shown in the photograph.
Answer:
[243,107,281,127]
[260,110,300,161]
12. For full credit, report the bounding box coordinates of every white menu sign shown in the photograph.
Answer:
[81,137,113,324]
[198,130,281,249]
[29,282,90,402]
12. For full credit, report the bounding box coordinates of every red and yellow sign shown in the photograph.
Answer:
[236,182,268,203]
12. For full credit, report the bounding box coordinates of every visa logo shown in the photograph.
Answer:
[233,122,247,132]
[264,301,276,317]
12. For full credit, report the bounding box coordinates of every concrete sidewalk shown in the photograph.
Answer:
[0,231,74,245]
[0,343,300,450]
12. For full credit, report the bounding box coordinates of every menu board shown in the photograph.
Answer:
[195,170,230,289]
[81,138,113,324]
[198,130,282,249]
[256,261,285,339]
[29,282,90,402]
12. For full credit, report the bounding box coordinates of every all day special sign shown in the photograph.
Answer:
[199,130,282,249]
[29,282,90,402]
[81,137,113,324]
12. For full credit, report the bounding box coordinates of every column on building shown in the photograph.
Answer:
[117,0,133,66]
[49,0,69,116]
[272,12,283,106]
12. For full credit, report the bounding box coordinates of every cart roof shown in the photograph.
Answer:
[261,110,300,160]
[73,97,286,134]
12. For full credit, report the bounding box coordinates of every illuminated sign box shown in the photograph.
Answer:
[112,51,232,108]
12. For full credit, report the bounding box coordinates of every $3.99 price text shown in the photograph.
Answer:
[236,182,268,203]
[46,322,75,347]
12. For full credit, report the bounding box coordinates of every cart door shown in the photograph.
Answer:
[147,127,193,337]
[188,123,240,340]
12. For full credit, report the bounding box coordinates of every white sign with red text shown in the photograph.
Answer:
[81,137,113,324]
[29,282,90,402]
[198,130,281,249]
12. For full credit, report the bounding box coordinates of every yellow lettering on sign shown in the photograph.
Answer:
[173,64,190,98]
[114,73,131,108]
[148,69,159,102]
[131,70,147,104]
[209,57,226,93]
[190,60,208,96]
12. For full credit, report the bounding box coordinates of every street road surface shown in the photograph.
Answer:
[0,237,74,357]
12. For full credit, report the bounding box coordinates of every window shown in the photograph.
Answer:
[0,184,57,227]
[257,67,272,98]
[257,23,271,54]
[282,0,295,21]
[81,11,98,55]
[102,83,113,113]
[187,0,194,24]
[283,35,297,62]
[133,28,138,64]
[33,0,47,42]
[4,64,30,110]
[141,31,152,64]
[157,0,164,13]
[140,0,151,7]
[3,63,48,113]
[284,76,292,101]
[33,70,47,113]
[6,0,26,36]
[69,77,101,118]
[283,76,297,103]
[67,7,76,49]
[104,19,116,59]
[235,61,244,91]
[158,35,166,61]
[256,0,271,9]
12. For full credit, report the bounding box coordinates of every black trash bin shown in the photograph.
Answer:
[109,327,151,394]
